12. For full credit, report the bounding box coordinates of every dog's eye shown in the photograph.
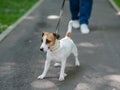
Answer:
[46,39,51,44]
[41,39,43,42]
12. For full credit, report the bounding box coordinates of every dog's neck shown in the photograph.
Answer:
[49,40,60,52]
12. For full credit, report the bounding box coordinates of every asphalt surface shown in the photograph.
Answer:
[0,0,120,90]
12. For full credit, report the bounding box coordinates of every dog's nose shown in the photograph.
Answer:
[40,48,43,51]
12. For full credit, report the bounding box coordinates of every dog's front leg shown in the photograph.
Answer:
[38,60,51,79]
[59,59,66,81]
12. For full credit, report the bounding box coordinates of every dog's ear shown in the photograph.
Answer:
[53,33,60,39]
[41,32,44,37]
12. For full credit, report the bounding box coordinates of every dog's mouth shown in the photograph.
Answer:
[40,48,46,52]
[40,48,44,51]
[40,46,49,52]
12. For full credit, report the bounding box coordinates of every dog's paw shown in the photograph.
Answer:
[76,63,80,66]
[59,76,65,81]
[75,61,80,66]
[37,75,45,79]
[64,73,67,77]
[54,63,61,67]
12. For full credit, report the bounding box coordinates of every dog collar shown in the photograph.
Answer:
[50,40,60,52]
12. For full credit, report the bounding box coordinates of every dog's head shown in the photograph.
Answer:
[40,32,60,52]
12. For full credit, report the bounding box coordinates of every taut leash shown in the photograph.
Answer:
[55,0,66,34]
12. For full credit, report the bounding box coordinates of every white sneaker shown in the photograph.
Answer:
[80,24,90,34]
[71,20,80,29]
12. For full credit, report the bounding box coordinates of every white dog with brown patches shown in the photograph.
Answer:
[38,21,80,81]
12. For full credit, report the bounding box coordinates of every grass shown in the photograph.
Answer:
[114,0,120,8]
[0,0,38,34]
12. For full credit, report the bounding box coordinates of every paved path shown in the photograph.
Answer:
[0,0,120,90]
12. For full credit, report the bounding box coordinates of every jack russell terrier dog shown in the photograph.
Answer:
[38,21,80,81]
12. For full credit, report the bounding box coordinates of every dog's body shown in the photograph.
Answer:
[38,21,80,81]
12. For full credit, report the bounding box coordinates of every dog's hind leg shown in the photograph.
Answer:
[72,44,80,66]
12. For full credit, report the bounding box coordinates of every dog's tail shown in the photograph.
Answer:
[65,20,73,37]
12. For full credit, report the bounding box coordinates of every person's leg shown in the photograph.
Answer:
[80,0,93,34]
[69,0,80,28]
[69,0,79,20]
[80,0,93,25]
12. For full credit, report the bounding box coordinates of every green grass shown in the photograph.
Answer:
[114,0,120,8]
[0,0,38,33]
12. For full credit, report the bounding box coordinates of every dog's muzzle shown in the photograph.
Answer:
[40,48,43,51]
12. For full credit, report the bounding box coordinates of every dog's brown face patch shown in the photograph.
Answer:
[42,32,56,48]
